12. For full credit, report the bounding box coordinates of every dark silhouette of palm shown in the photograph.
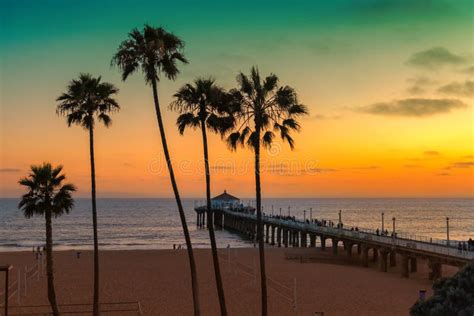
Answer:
[170,78,234,316]
[18,163,76,316]
[111,25,201,315]
[226,66,308,316]
[56,73,119,316]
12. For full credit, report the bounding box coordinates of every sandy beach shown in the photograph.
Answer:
[1,247,458,315]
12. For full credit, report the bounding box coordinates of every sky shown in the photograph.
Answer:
[1,0,473,198]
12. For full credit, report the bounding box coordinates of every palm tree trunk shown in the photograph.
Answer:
[45,210,60,316]
[151,78,201,316]
[254,127,267,316]
[89,124,100,316]
[200,118,227,316]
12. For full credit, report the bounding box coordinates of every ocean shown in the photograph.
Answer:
[0,198,472,252]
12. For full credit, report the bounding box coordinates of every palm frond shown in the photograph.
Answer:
[226,132,241,151]
[263,74,278,96]
[262,131,275,149]
[288,103,308,116]
[176,113,200,134]
[98,113,112,127]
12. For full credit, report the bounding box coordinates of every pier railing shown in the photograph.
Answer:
[219,209,474,261]
[275,215,461,249]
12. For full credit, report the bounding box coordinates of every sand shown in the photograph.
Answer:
[0,248,458,315]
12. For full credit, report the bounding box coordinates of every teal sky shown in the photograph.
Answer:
[1,0,473,198]
[2,0,472,120]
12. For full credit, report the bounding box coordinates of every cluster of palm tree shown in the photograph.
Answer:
[18,24,307,316]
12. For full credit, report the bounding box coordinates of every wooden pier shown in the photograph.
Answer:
[195,206,473,280]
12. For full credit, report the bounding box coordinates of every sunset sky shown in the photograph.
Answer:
[1,0,473,198]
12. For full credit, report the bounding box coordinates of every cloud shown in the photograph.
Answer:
[407,47,466,70]
[437,80,474,98]
[356,98,468,117]
[404,164,421,168]
[462,66,474,75]
[346,166,379,170]
[450,161,474,168]
[443,161,474,170]
[0,168,21,173]
[313,114,343,120]
[424,150,440,156]
[406,76,436,95]
[463,155,474,159]
[407,85,425,95]
[306,167,338,174]
[436,172,450,176]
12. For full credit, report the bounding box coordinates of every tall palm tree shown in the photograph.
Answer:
[111,25,201,315]
[170,78,234,316]
[226,67,308,316]
[56,73,119,316]
[18,163,76,316]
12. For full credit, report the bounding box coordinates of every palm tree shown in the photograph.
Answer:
[18,163,76,316]
[111,25,201,315]
[226,66,308,316]
[170,78,234,316]
[56,73,119,316]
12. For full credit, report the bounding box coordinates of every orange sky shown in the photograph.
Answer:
[1,0,473,198]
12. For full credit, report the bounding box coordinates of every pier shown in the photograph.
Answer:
[195,204,473,280]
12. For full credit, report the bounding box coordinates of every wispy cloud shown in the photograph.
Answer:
[406,76,436,95]
[444,161,474,169]
[312,114,343,120]
[450,161,474,168]
[404,164,421,168]
[0,168,21,173]
[461,66,474,76]
[307,167,338,174]
[346,166,379,170]
[407,47,466,70]
[356,98,468,117]
[436,172,450,176]
[437,80,474,98]
[424,150,440,156]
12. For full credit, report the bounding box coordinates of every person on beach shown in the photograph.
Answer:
[458,242,462,253]
[376,228,380,236]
